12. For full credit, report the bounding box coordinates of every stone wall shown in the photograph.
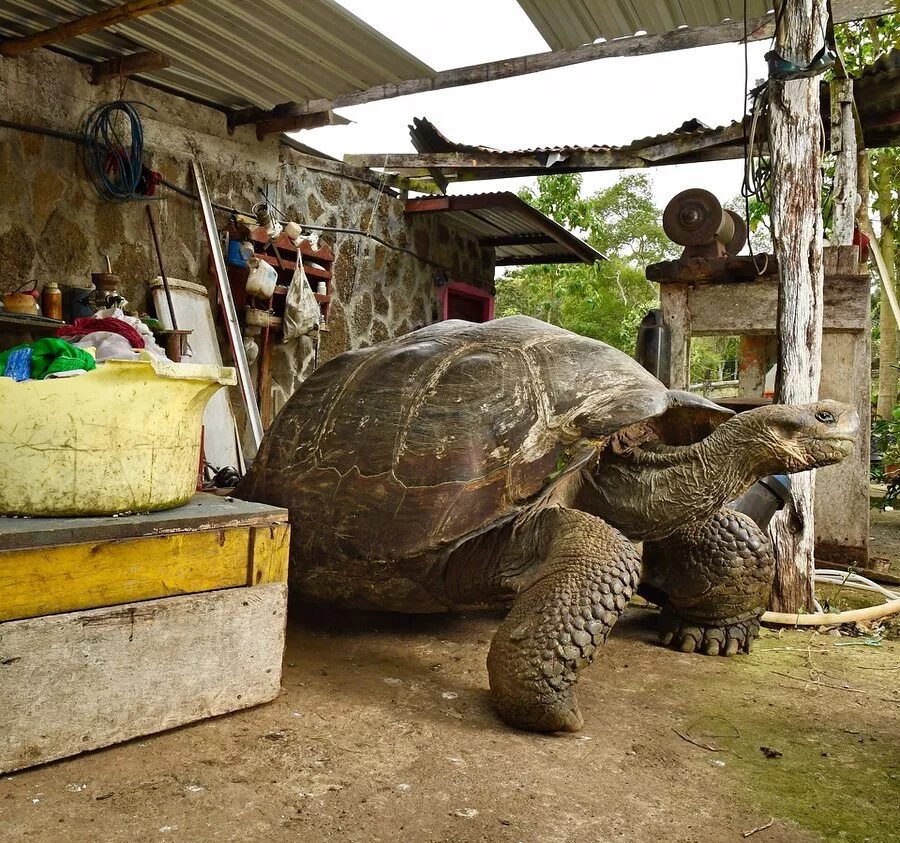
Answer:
[272,149,494,409]
[0,50,495,451]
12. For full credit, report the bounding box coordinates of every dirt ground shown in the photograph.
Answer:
[2,600,898,843]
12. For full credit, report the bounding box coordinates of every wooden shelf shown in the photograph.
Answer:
[0,312,64,333]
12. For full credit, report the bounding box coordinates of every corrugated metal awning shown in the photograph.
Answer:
[0,0,433,111]
[405,193,605,267]
[516,0,772,49]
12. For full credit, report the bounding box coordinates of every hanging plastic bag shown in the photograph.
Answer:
[282,258,320,340]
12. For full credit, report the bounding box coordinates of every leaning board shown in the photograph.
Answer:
[0,584,287,773]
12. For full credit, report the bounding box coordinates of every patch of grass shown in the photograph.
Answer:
[680,636,900,842]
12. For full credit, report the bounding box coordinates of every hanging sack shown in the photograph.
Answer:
[282,258,320,340]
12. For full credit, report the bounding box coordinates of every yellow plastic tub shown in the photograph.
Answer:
[0,353,237,516]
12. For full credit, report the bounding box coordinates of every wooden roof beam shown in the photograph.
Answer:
[226,0,892,127]
[90,50,170,85]
[345,150,647,170]
[0,0,192,58]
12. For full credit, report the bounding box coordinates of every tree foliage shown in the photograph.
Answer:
[495,173,676,353]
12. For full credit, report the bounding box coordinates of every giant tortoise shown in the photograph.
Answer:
[237,316,858,732]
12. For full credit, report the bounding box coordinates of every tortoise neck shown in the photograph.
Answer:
[582,422,764,541]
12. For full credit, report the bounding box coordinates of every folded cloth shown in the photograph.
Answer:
[3,347,32,381]
[0,338,96,380]
[57,316,145,349]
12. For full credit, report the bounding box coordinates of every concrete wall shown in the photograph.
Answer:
[0,50,494,448]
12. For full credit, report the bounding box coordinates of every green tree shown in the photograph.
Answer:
[495,173,676,353]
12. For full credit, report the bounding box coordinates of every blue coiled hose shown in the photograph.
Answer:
[81,100,148,202]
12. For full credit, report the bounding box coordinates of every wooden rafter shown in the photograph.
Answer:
[226,0,892,129]
[90,50,170,85]
[0,0,192,58]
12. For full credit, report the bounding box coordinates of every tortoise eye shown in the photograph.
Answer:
[815,411,835,423]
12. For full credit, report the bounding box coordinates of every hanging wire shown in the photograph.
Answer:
[81,100,154,202]
[740,0,774,275]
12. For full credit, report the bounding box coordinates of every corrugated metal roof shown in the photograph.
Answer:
[516,0,772,49]
[0,0,433,111]
[410,116,743,159]
[405,193,605,266]
[852,48,900,150]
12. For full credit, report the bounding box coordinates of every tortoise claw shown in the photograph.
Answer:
[659,608,760,657]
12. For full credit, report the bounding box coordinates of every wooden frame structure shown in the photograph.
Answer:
[654,246,872,567]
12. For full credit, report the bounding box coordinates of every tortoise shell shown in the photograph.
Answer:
[239,316,728,562]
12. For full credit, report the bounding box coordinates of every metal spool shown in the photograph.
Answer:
[724,209,748,255]
[663,188,734,247]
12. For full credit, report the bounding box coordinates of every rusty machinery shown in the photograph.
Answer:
[662,188,748,258]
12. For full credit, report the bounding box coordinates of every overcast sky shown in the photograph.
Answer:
[298,0,771,210]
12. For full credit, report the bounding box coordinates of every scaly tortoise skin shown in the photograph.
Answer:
[238,316,858,732]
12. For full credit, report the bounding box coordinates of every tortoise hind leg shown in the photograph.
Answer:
[642,507,774,656]
[486,507,642,732]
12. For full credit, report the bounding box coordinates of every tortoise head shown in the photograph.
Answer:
[720,400,859,475]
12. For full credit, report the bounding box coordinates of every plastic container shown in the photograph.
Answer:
[41,282,62,320]
[0,353,236,516]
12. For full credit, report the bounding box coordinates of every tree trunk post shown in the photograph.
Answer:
[875,157,898,420]
[767,0,828,613]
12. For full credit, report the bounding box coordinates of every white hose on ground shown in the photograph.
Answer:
[760,569,900,626]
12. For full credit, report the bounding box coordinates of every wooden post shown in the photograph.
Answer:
[874,159,898,419]
[738,336,773,396]
[767,0,828,613]
[830,78,858,246]
[660,284,690,389]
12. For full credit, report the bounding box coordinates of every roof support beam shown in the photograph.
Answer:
[495,255,583,266]
[226,0,891,127]
[345,150,648,170]
[253,109,349,140]
[0,0,192,58]
[90,50,170,85]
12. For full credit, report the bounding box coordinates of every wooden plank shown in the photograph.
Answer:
[248,523,291,587]
[0,493,287,551]
[0,522,289,622]
[0,0,191,57]
[90,50,170,84]
[684,277,869,335]
[0,583,287,773]
[227,1,889,126]
[646,255,779,283]
[345,149,646,170]
[254,109,349,140]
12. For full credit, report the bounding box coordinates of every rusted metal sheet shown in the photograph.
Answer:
[405,192,604,266]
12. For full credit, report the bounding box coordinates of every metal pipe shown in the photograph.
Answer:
[190,158,263,450]
[145,204,178,331]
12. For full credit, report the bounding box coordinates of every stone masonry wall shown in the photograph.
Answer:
[0,50,495,451]
[272,149,494,410]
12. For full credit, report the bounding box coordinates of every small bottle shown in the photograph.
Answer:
[316,281,327,296]
[42,282,62,320]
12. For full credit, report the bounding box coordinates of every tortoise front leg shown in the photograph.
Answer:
[487,507,641,733]
[642,507,774,656]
